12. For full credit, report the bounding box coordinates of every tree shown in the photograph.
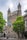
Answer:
[0,12,6,33]
[13,16,25,38]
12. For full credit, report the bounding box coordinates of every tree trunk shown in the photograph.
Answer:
[17,32,20,38]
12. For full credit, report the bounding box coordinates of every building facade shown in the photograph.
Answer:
[3,3,22,37]
[7,3,22,27]
[24,10,27,31]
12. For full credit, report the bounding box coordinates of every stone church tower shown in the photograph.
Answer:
[17,3,21,16]
[7,8,11,27]
[7,3,22,27]
[3,3,22,38]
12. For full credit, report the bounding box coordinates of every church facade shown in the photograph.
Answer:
[7,3,22,27]
[3,3,22,35]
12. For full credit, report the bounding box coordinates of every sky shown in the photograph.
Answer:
[0,0,27,21]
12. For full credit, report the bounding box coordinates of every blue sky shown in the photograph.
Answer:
[0,0,27,21]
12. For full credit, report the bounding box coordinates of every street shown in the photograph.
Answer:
[0,37,27,40]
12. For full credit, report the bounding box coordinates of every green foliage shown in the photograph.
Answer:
[0,12,6,33]
[13,16,25,33]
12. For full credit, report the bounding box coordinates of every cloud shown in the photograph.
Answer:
[20,0,27,15]
[0,0,9,20]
